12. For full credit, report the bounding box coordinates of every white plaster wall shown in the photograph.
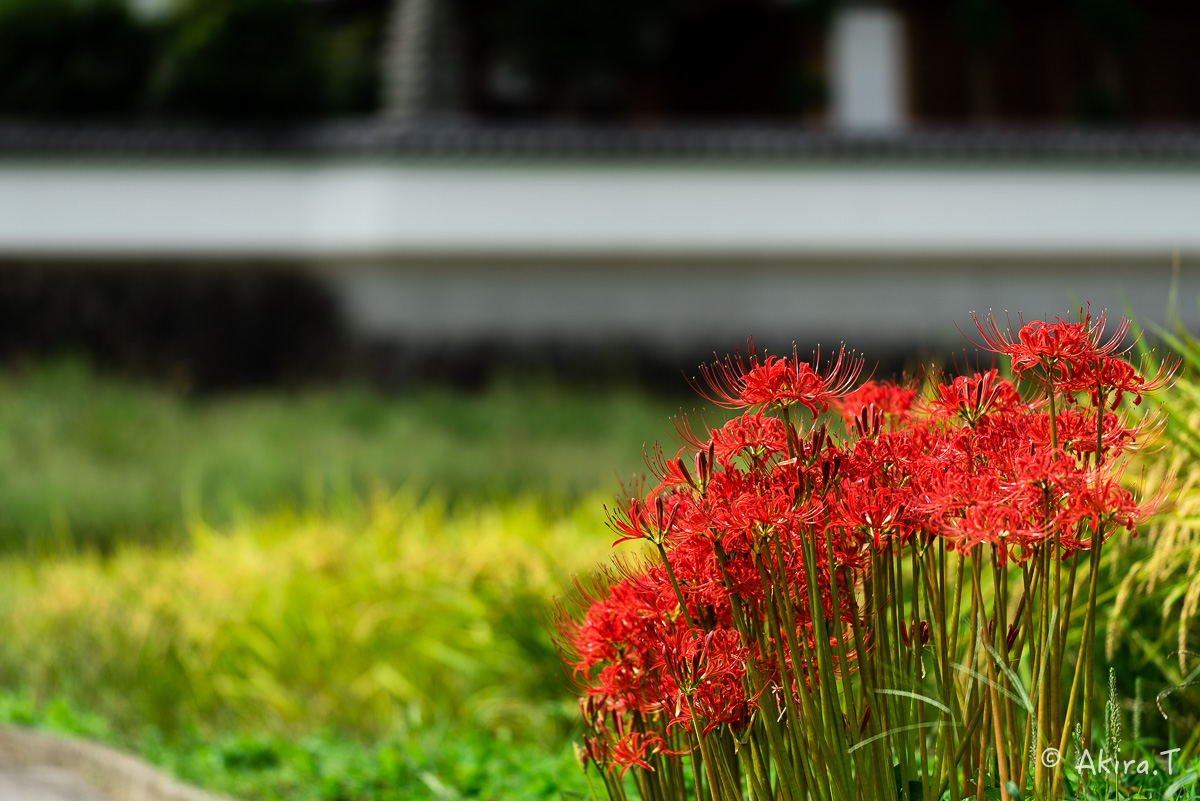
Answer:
[830,6,907,131]
[2,159,1198,346]
[333,260,1200,349]
[1,162,1200,259]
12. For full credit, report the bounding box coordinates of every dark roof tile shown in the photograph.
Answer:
[3,121,1200,160]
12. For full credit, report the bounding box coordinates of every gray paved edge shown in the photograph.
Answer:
[0,728,233,801]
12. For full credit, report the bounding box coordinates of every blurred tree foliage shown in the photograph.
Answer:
[464,0,835,120]
[0,0,836,121]
[0,0,383,120]
[0,0,1177,125]
[0,0,152,117]
[953,0,1002,122]
[323,10,384,115]
[155,0,325,120]
[1073,0,1144,124]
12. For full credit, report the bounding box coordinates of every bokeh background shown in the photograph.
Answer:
[0,0,1199,799]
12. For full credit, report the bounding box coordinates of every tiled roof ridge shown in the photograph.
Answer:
[3,121,1200,159]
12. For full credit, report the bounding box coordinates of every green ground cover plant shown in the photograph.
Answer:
[0,359,674,551]
[0,692,589,801]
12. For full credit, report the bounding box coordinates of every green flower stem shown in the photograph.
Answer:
[823,533,859,721]
[920,546,959,791]
[654,540,729,801]
[763,541,820,767]
[581,762,602,801]
[734,725,770,801]
[936,694,989,800]
[915,675,932,801]
[683,696,729,801]
[947,548,967,696]
[1049,609,1092,800]
[823,529,876,797]
[1035,547,1051,794]
[794,536,855,799]
[866,555,893,734]
[712,542,804,801]
[894,542,915,797]
[985,643,1013,801]
[1080,384,1110,768]
[1046,362,1060,451]
[847,551,900,801]
[754,550,829,800]
[746,729,773,801]
[990,549,1018,784]
[1080,521,1107,771]
[908,546,934,801]
[918,555,949,788]
[656,542,698,633]
[974,685,992,801]
[710,729,744,801]
[847,598,899,801]
[602,763,629,801]
[688,734,707,801]
[962,551,983,784]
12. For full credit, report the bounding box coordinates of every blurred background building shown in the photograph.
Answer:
[1,0,1198,388]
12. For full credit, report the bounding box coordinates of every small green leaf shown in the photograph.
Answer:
[1164,770,1199,800]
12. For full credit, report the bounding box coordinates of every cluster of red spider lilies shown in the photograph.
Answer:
[556,309,1175,801]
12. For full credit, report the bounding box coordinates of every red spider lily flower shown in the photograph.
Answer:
[1059,353,1179,408]
[1006,624,1020,652]
[644,444,722,499]
[833,380,919,424]
[559,308,1168,779]
[703,481,804,555]
[966,309,1131,379]
[607,494,681,546]
[938,503,1044,562]
[609,731,665,777]
[580,735,609,769]
[859,706,872,735]
[566,569,679,677]
[1026,407,1142,457]
[928,370,1025,425]
[694,342,864,415]
[898,619,931,648]
[654,627,751,735]
[658,534,735,616]
[1055,468,1161,542]
[668,411,788,475]
[836,482,913,548]
[708,411,789,467]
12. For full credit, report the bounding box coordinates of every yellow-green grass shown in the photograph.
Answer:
[1103,349,1200,749]
[0,489,616,745]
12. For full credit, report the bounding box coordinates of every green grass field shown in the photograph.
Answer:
[0,362,684,798]
[0,360,1197,800]
[0,359,683,552]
